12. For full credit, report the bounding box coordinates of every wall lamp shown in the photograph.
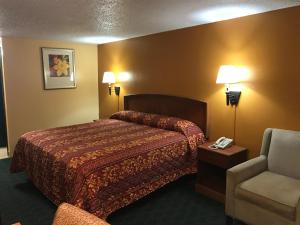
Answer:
[216,65,247,106]
[102,71,120,96]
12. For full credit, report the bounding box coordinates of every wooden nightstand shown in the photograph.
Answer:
[195,141,247,203]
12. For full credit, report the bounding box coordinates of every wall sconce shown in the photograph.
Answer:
[216,65,246,106]
[102,71,120,96]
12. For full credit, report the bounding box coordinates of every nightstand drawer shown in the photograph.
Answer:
[198,149,247,169]
[198,150,229,168]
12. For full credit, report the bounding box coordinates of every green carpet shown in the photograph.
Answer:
[0,158,228,225]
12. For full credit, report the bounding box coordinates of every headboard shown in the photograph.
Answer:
[124,94,207,134]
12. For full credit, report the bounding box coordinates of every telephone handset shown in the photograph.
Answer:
[209,137,234,149]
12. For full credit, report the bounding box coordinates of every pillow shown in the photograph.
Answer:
[110,110,145,123]
[110,111,206,151]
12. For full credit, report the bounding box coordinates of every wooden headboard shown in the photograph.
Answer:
[124,94,207,134]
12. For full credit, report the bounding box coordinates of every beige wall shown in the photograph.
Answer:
[2,37,99,155]
[98,6,300,158]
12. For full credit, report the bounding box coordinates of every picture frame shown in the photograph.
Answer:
[41,47,76,89]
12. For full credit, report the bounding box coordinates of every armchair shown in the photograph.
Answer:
[11,203,110,225]
[52,203,110,225]
[226,128,300,225]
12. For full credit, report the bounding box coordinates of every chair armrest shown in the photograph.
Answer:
[296,198,300,225]
[227,155,268,184]
[52,203,110,225]
[225,155,268,217]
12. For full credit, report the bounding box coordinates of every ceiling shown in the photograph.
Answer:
[0,0,300,44]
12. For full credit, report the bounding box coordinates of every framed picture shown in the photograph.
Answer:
[41,47,76,89]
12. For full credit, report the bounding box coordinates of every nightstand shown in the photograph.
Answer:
[195,141,247,203]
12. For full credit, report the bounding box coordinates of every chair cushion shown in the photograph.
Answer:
[236,171,300,221]
[268,129,300,179]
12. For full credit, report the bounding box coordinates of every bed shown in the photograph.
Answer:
[10,94,207,218]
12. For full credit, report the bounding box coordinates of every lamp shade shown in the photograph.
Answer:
[216,65,244,84]
[102,72,115,84]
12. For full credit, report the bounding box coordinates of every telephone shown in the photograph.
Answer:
[209,137,234,149]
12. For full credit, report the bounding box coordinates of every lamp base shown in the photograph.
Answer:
[226,91,241,106]
[114,86,120,96]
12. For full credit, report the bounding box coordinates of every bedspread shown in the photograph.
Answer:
[10,111,205,218]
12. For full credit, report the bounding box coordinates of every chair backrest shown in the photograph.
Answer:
[262,128,300,180]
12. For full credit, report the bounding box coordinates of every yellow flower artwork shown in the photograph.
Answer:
[42,48,76,89]
[49,55,70,77]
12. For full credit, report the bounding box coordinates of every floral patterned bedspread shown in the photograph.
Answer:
[10,111,205,218]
